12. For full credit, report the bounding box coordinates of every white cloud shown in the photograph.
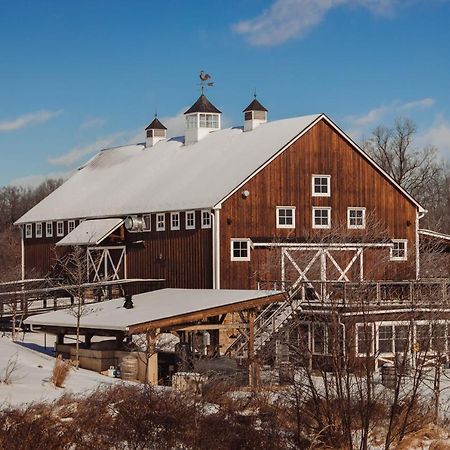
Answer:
[419,117,450,158]
[398,97,435,112]
[0,110,62,132]
[9,170,73,188]
[232,0,402,46]
[80,117,106,130]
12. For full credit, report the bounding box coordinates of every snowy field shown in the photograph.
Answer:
[0,332,120,407]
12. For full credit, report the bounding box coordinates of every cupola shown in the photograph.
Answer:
[145,115,167,147]
[184,94,221,145]
[243,96,268,131]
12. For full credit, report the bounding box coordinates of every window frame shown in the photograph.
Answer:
[312,322,331,355]
[170,212,180,231]
[45,222,53,238]
[276,206,296,229]
[156,213,165,232]
[312,207,331,229]
[201,210,211,229]
[347,207,366,229]
[312,175,331,197]
[35,222,43,238]
[390,239,408,261]
[230,239,251,262]
[25,224,32,239]
[142,214,151,232]
[56,221,64,237]
[68,220,75,234]
[356,323,375,356]
[185,211,196,230]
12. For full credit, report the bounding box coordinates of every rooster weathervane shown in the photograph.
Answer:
[199,70,214,93]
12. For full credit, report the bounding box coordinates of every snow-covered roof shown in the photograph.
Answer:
[16,115,321,224]
[56,218,124,246]
[24,288,281,331]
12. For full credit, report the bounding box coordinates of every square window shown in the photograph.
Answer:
[312,175,331,197]
[36,222,43,238]
[57,221,64,237]
[68,220,75,233]
[231,239,251,261]
[25,224,32,239]
[348,208,366,229]
[391,240,407,261]
[378,325,394,353]
[186,211,195,230]
[201,210,211,229]
[276,207,295,229]
[171,212,180,231]
[142,214,151,231]
[312,207,331,229]
[46,222,53,238]
[156,213,165,231]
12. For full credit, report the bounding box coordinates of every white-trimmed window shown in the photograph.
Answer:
[36,222,43,238]
[231,239,251,261]
[186,211,195,230]
[56,221,64,237]
[142,214,151,231]
[171,212,180,231]
[312,323,330,355]
[276,206,295,229]
[156,213,165,231]
[186,115,197,129]
[356,323,374,356]
[312,207,331,229]
[68,220,75,233]
[201,210,211,229]
[199,113,219,128]
[390,239,407,261]
[377,323,410,355]
[46,222,53,238]
[348,207,366,229]
[25,224,32,239]
[312,175,331,197]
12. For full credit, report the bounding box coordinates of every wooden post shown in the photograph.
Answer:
[248,309,259,389]
[146,330,158,385]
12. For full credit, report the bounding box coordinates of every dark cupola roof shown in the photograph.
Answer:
[184,94,222,115]
[243,98,268,113]
[145,117,167,130]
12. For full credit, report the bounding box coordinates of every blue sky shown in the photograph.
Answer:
[1,0,449,186]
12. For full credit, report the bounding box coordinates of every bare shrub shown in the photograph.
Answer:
[51,355,71,388]
[0,352,20,385]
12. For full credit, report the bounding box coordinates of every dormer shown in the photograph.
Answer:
[184,94,221,145]
[145,116,167,147]
[243,96,268,131]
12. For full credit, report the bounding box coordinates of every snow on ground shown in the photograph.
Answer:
[0,332,121,408]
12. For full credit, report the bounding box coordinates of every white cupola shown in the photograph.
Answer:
[145,115,167,148]
[184,94,221,145]
[243,96,268,131]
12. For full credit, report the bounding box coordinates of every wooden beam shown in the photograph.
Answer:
[175,323,249,331]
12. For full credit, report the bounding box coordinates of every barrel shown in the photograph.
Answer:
[120,355,138,381]
[381,363,396,389]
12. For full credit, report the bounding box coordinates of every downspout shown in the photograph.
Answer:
[20,225,25,281]
[416,209,426,280]
[212,207,221,289]
[210,212,216,289]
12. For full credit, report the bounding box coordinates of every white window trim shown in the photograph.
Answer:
[374,320,419,357]
[156,213,165,232]
[312,207,331,229]
[185,211,196,230]
[25,224,32,239]
[356,323,375,356]
[142,214,151,232]
[46,222,53,238]
[390,239,408,261]
[312,175,331,197]
[347,207,366,229]
[230,238,252,261]
[276,206,296,229]
[68,220,75,234]
[201,210,211,229]
[56,221,64,237]
[35,222,43,238]
[170,212,180,231]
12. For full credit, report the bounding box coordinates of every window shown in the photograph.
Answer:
[312,323,332,355]
[378,325,394,353]
[201,210,211,229]
[56,221,64,237]
[171,212,180,231]
[377,323,412,354]
[199,113,219,128]
[357,324,374,356]
[156,213,165,231]
[312,175,331,197]
[186,115,197,129]
[25,224,32,239]
[36,222,43,238]
[45,222,53,238]
[432,323,446,352]
[68,220,75,233]
[231,239,251,261]
[276,207,295,229]
[186,211,195,230]
[391,239,407,261]
[348,208,366,229]
[312,207,331,229]
[142,214,151,231]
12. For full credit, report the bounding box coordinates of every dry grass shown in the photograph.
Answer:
[50,355,71,388]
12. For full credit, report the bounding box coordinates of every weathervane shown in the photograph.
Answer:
[199,70,214,94]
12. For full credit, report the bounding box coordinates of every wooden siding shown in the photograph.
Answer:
[219,119,418,289]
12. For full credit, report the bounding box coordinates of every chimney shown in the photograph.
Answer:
[184,94,221,145]
[145,115,167,147]
[243,95,268,131]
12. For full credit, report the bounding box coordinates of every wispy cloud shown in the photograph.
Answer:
[9,170,73,188]
[0,110,62,132]
[80,117,106,130]
[418,116,450,158]
[233,0,405,46]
